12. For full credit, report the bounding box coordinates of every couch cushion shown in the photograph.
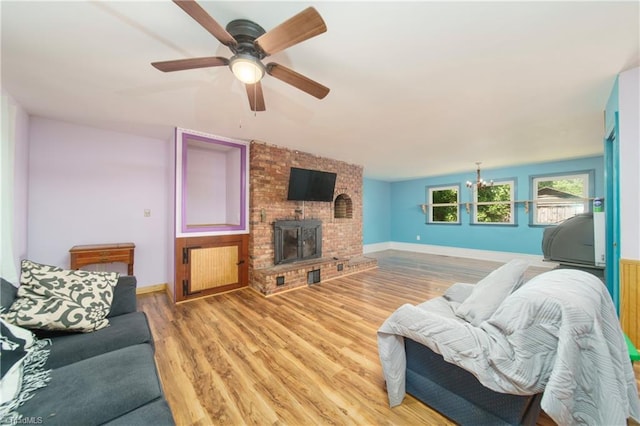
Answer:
[2,260,119,332]
[103,398,175,426]
[17,344,164,425]
[0,278,18,311]
[108,275,138,318]
[37,311,153,370]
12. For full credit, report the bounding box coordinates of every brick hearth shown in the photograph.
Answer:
[252,256,378,296]
[249,141,376,295]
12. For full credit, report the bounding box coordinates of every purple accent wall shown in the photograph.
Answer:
[27,117,173,288]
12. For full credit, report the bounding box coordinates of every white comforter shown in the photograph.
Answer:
[377,269,640,425]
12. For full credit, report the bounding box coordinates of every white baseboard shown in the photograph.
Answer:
[365,241,557,269]
[363,242,393,254]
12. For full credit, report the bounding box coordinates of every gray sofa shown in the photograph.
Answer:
[405,337,542,425]
[379,276,543,426]
[1,276,175,425]
[400,280,543,426]
[380,262,640,425]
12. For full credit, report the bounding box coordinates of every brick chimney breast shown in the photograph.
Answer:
[248,141,368,295]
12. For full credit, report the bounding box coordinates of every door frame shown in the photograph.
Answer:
[604,112,620,312]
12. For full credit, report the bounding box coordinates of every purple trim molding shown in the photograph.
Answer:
[174,127,179,236]
[179,130,247,234]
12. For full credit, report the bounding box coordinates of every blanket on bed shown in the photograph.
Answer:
[378,269,640,425]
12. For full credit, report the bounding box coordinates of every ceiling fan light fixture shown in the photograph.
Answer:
[229,54,265,84]
[153,3,329,111]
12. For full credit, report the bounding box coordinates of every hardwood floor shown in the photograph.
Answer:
[138,250,638,426]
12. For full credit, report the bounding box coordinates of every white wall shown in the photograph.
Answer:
[28,117,173,287]
[619,67,640,260]
[1,92,30,283]
[13,99,30,278]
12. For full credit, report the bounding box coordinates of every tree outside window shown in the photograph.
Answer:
[427,185,459,223]
[474,181,514,224]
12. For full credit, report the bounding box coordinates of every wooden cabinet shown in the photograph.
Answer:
[175,234,248,302]
[69,243,135,275]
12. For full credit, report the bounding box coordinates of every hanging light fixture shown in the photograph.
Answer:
[466,162,493,190]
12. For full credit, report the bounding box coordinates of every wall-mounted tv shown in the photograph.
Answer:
[287,167,337,202]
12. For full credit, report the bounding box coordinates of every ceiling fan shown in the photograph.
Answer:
[152,0,330,112]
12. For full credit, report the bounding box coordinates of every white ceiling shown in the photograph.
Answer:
[2,1,638,181]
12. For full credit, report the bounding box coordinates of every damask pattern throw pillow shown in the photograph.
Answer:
[0,260,119,333]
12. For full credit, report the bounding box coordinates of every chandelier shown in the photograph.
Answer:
[466,162,493,190]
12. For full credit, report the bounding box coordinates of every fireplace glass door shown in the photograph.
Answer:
[282,228,300,262]
[274,220,322,264]
[301,227,318,258]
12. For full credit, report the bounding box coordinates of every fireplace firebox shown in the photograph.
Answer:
[274,220,322,265]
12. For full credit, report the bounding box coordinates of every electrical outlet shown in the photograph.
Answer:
[416,235,421,241]
[144,209,151,217]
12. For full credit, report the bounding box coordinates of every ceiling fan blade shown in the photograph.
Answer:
[266,63,329,100]
[173,0,237,47]
[255,7,326,56]
[152,56,229,72]
[246,82,266,112]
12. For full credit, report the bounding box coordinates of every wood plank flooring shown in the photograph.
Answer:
[138,250,639,426]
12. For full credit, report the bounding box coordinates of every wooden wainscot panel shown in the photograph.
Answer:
[620,258,640,347]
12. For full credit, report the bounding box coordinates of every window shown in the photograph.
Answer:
[532,173,590,225]
[427,185,459,223]
[473,180,514,224]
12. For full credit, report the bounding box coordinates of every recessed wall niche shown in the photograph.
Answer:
[334,194,353,219]
[173,128,250,303]
[174,128,249,237]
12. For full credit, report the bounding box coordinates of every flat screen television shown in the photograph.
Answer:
[287,167,337,202]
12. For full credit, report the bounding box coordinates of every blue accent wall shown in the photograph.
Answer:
[364,156,604,255]
[363,178,391,244]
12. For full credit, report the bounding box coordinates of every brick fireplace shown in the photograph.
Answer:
[249,141,376,295]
